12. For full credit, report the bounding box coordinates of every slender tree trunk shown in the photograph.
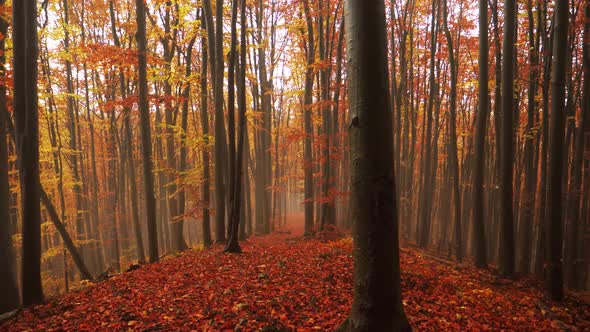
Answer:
[472,0,489,268]
[518,0,538,274]
[442,0,462,262]
[225,0,248,253]
[200,16,213,248]
[417,0,438,248]
[533,0,551,276]
[109,1,146,263]
[80,3,104,274]
[544,0,568,301]
[155,3,186,253]
[62,0,88,271]
[39,188,93,280]
[499,0,516,278]
[227,0,239,241]
[303,0,315,236]
[136,0,159,263]
[178,36,196,252]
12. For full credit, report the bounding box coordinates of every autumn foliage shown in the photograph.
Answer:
[3,217,589,331]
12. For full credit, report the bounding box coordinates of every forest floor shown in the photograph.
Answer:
[2,214,590,331]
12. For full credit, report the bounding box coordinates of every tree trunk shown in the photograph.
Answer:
[472,0,489,269]
[39,188,93,281]
[200,16,213,248]
[225,0,248,253]
[13,0,44,305]
[179,36,196,252]
[62,0,89,273]
[518,0,538,274]
[136,0,159,263]
[417,0,438,248]
[499,0,516,279]
[338,0,411,330]
[0,3,19,309]
[303,0,315,236]
[442,0,462,262]
[544,0,568,301]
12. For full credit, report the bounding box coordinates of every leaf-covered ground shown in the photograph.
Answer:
[3,216,589,331]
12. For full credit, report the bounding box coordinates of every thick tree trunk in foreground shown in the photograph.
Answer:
[338,0,411,330]
[545,0,568,301]
[13,0,44,305]
[136,0,159,263]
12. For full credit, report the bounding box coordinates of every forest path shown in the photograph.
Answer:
[3,215,590,331]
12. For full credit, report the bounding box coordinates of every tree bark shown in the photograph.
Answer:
[13,0,44,305]
[442,0,462,262]
[472,0,489,269]
[544,0,568,301]
[136,0,159,263]
[303,0,315,236]
[338,0,411,330]
[200,16,213,248]
[0,2,19,310]
[499,0,516,278]
[225,0,248,253]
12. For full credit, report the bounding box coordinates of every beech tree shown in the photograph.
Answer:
[339,0,410,330]
[545,0,568,301]
[499,0,516,279]
[136,0,159,263]
[472,0,489,269]
[13,0,44,305]
[303,0,315,236]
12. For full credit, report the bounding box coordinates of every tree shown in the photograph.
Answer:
[13,0,44,305]
[442,0,462,262]
[0,0,20,311]
[225,0,248,253]
[136,0,159,263]
[202,0,227,243]
[570,0,590,290]
[226,0,239,241]
[303,0,315,236]
[109,0,146,263]
[499,0,516,279]
[338,0,411,330]
[61,0,94,273]
[417,0,439,248]
[545,0,568,301]
[518,0,538,274]
[472,0,489,269]
[179,32,197,252]
[214,0,228,242]
[200,15,213,248]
